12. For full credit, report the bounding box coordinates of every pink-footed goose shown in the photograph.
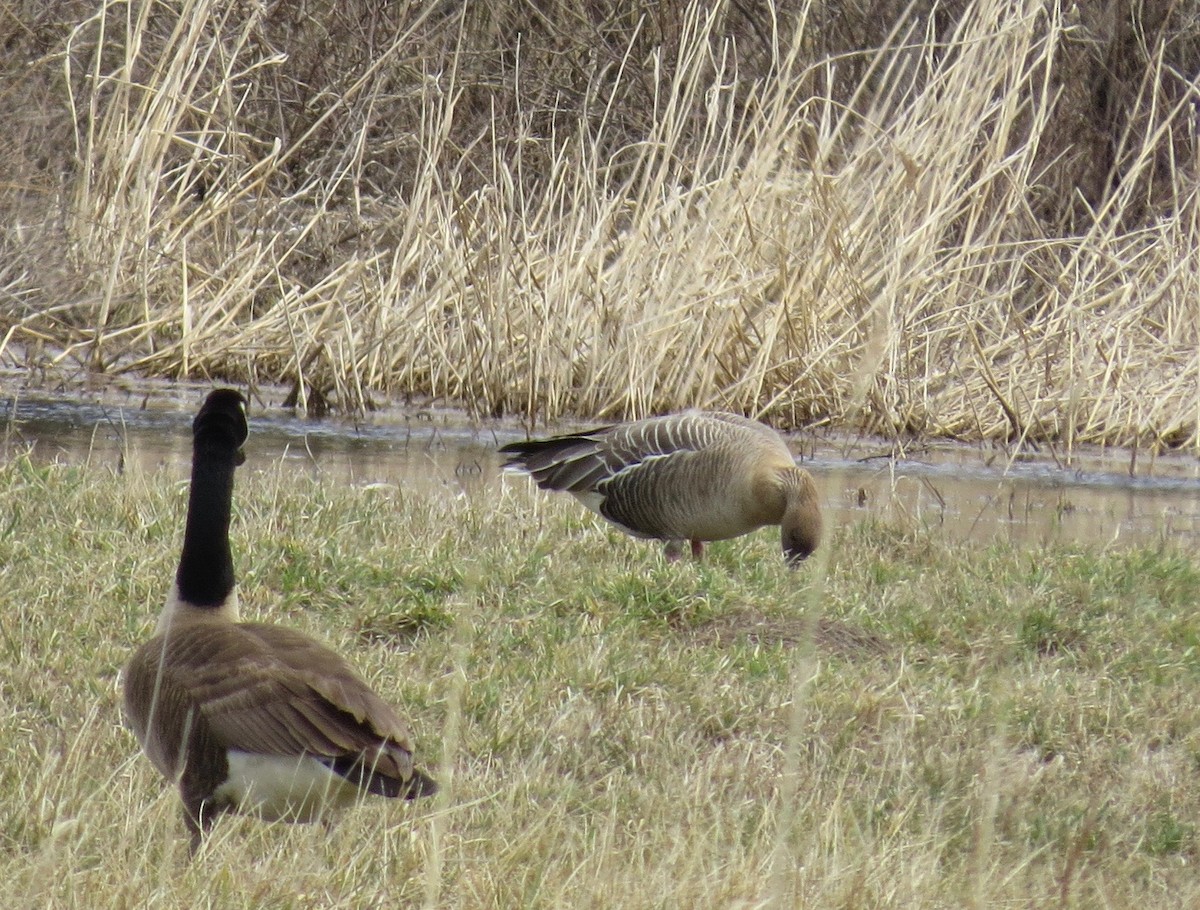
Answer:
[123,389,436,851]
[500,411,822,563]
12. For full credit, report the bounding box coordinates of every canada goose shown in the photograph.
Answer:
[123,389,436,850]
[500,411,822,563]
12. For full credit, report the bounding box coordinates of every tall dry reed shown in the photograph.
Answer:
[1,0,1199,448]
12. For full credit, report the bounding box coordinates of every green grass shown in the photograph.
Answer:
[3,454,1200,907]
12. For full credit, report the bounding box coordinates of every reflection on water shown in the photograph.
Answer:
[3,383,1200,550]
[841,458,1200,550]
[0,384,503,494]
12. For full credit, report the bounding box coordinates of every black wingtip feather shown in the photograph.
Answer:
[403,767,439,800]
[321,755,439,800]
[499,428,614,461]
[500,433,614,493]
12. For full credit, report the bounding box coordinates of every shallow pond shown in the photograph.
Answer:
[4,377,1200,551]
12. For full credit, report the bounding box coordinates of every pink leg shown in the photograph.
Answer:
[664,540,684,561]
[690,539,704,559]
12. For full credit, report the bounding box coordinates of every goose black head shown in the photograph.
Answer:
[194,389,249,463]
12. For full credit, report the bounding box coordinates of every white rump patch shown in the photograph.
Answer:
[217,752,363,822]
[568,490,653,539]
[569,490,606,516]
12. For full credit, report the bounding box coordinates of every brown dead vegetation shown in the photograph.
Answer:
[1,1,1199,447]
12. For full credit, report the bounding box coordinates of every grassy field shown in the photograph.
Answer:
[3,450,1200,907]
[3,1,1200,446]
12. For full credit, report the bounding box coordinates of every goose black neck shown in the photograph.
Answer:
[175,436,238,608]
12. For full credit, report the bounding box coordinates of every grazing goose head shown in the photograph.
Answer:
[124,388,436,851]
[500,410,824,564]
[778,465,823,564]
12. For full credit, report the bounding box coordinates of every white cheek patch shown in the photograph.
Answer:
[217,752,362,823]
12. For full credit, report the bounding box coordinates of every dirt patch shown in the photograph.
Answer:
[692,609,890,660]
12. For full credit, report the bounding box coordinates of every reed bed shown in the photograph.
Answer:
[2,0,1199,446]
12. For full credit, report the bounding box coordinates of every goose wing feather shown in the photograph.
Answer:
[135,623,417,782]
[500,430,614,492]
[501,412,746,494]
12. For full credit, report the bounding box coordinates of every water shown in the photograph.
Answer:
[4,380,1200,550]
[0,381,502,491]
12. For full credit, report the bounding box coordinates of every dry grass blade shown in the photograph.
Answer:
[1,0,1199,449]
[2,445,1200,906]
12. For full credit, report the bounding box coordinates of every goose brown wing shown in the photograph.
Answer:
[149,623,418,781]
[124,639,225,783]
[704,411,793,455]
[595,413,774,538]
[594,445,712,538]
[600,412,728,463]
